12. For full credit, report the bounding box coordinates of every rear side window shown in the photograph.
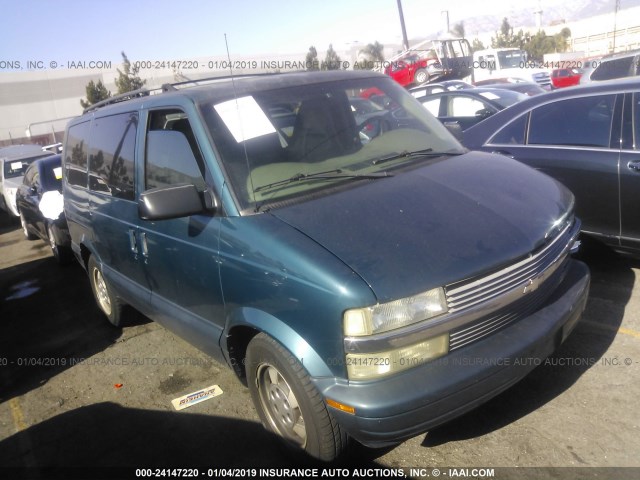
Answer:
[490,114,528,145]
[88,113,137,200]
[528,95,616,148]
[65,121,91,187]
[145,110,206,192]
[591,56,634,81]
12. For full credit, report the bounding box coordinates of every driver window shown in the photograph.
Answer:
[421,97,441,116]
[146,110,206,192]
[23,167,37,187]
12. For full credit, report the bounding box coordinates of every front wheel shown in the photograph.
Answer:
[246,333,347,461]
[47,224,72,264]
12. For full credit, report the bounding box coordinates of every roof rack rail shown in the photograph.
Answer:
[83,72,288,113]
[162,72,285,90]
[82,87,158,113]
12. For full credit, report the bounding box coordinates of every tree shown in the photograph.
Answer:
[556,27,572,53]
[305,46,319,71]
[523,28,571,62]
[114,51,146,94]
[80,79,111,109]
[451,22,465,38]
[471,38,486,53]
[491,18,526,49]
[358,41,385,69]
[322,44,343,70]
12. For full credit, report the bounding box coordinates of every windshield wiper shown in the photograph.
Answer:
[371,148,463,165]
[253,169,392,193]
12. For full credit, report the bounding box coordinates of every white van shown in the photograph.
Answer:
[473,48,551,88]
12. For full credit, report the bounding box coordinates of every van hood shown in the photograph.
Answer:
[271,152,573,303]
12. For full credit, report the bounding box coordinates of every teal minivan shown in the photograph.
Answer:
[63,71,589,461]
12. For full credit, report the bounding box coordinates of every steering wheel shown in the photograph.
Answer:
[357,116,391,140]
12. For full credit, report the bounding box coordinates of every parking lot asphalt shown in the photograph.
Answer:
[1,211,639,480]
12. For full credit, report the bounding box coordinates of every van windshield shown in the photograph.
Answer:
[199,76,464,212]
[497,50,526,69]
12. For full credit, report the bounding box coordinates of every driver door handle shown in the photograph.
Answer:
[627,161,640,172]
[492,150,515,159]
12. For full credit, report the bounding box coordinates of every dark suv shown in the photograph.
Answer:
[580,49,640,84]
[63,70,589,461]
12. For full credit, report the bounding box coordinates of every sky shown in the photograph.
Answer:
[0,0,533,64]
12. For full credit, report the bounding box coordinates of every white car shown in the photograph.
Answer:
[0,145,54,217]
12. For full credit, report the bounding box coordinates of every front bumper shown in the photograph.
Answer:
[2,190,19,217]
[315,259,590,447]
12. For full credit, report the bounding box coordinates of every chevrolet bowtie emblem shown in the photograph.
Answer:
[523,277,540,294]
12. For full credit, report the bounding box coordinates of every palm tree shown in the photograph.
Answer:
[452,22,465,38]
[359,41,385,64]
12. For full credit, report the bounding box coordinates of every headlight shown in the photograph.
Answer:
[343,287,447,337]
[346,334,449,380]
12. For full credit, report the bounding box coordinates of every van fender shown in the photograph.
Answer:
[223,307,334,378]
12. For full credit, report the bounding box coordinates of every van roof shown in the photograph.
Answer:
[81,70,385,115]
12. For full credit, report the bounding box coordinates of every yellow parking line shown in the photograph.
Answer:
[8,397,27,432]
[619,326,640,339]
[8,397,37,469]
[583,320,640,339]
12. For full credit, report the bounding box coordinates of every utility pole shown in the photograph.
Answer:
[441,10,450,34]
[396,0,410,51]
[612,0,620,53]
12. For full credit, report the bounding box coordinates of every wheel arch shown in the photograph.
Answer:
[224,307,334,385]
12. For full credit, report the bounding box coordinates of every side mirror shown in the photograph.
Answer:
[139,183,215,221]
[475,109,493,119]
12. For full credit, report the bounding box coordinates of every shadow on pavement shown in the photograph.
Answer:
[0,256,125,402]
[0,402,394,476]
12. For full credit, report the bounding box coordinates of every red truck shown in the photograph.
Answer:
[384,38,472,88]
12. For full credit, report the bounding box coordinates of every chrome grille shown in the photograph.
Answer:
[533,72,551,87]
[443,219,579,350]
[449,261,566,351]
[445,219,578,313]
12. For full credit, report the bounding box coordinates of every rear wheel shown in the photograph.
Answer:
[414,68,429,85]
[246,333,347,461]
[88,256,124,327]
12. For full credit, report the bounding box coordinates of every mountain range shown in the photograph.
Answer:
[452,0,640,37]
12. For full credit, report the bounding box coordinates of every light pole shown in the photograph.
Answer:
[612,0,620,53]
[441,10,450,34]
[396,0,410,51]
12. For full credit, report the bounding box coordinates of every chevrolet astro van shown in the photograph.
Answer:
[63,70,590,461]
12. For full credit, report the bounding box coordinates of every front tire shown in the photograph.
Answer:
[88,256,124,327]
[20,212,37,240]
[246,333,347,461]
[47,224,72,264]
